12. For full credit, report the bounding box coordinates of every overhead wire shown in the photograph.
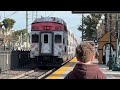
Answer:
[5,11,18,18]
[47,11,55,17]
[27,11,56,31]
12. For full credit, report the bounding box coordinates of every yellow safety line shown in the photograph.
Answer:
[45,57,77,79]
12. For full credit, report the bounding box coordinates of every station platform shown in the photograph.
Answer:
[45,57,120,79]
[45,57,77,79]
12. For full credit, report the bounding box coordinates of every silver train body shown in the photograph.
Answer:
[30,17,78,67]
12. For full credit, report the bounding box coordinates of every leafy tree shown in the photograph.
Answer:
[2,18,16,47]
[13,29,27,44]
[19,29,28,42]
[0,22,4,33]
[2,18,16,35]
[78,14,102,41]
[2,18,15,30]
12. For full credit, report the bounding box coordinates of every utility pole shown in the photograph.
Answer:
[45,11,46,17]
[26,11,28,50]
[112,13,120,71]
[82,14,84,41]
[104,14,107,33]
[20,32,22,50]
[109,13,114,70]
[3,11,5,51]
[36,11,37,19]
[4,11,5,18]
[32,11,34,22]
[115,14,119,64]
[11,30,14,50]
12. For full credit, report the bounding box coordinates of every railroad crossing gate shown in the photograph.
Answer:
[98,32,116,64]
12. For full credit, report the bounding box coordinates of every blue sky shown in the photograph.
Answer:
[0,11,84,42]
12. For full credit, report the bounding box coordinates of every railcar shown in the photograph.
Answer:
[30,17,78,67]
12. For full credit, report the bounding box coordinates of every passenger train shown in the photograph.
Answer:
[30,17,78,67]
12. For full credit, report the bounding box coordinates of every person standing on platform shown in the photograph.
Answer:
[64,42,106,79]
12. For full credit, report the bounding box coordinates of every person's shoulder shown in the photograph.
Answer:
[92,65,106,79]
[64,71,76,79]
[97,69,106,79]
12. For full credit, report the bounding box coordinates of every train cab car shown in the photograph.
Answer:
[30,17,78,67]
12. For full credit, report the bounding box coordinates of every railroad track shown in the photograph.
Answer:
[17,58,74,79]
[0,68,56,79]
[10,68,56,79]
[0,69,31,79]
[0,57,73,79]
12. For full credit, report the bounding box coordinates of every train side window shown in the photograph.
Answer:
[55,35,62,43]
[67,40,68,45]
[32,34,39,43]
[44,34,48,43]
[65,46,66,52]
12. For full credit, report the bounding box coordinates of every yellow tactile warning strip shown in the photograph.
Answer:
[45,57,77,79]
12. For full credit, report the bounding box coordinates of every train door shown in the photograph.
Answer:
[40,33,53,54]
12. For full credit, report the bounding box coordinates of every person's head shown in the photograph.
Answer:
[76,42,95,63]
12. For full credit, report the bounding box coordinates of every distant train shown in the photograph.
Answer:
[30,17,78,67]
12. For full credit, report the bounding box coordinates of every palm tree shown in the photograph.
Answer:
[2,18,16,49]
[2,18,16,35]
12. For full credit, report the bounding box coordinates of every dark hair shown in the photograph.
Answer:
[76,42,95,63]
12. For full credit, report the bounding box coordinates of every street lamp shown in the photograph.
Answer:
[112,13,120,71]
[109,13,114,70]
